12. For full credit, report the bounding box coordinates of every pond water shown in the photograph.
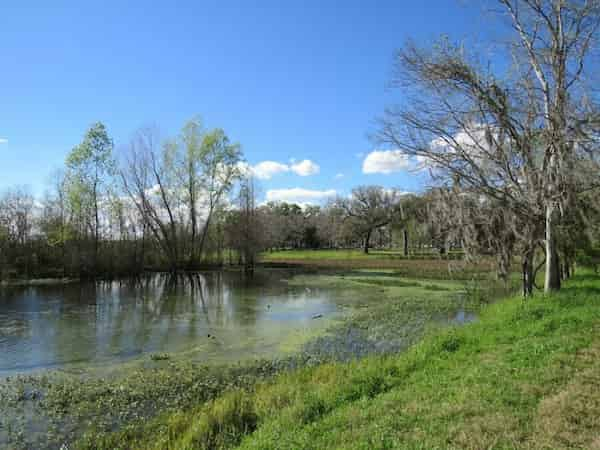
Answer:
[0,269,479,449]
[0,269,349,374]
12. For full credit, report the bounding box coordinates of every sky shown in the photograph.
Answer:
[0,0,502,204]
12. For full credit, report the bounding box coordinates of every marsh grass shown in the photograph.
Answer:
[78,270,600,449]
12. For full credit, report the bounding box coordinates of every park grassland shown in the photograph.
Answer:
[260,249,484,279]
[79,269,600,450]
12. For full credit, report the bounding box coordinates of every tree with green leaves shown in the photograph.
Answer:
[121,119,241,270]
[195,127,242,263]
[173,118,242,265]
[66,122,114,273]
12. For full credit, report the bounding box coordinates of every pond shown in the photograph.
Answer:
[0,269,478,449]
[0,269,354,375]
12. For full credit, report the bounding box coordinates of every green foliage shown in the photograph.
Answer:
[66,122,115,182]
[65,122,115,235]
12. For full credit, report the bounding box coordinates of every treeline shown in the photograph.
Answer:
[0,119,444,280]
[6,144,598,290]
[0,119,244,279]
[0,163,469,281]
[228,185,460,257]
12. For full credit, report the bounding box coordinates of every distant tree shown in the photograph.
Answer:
[120,119,241,270]
[66,122,114,272]
[337,186,400,254]
[0,186,35,277]
[195,128,241,263]
[40,169,73,276]
[391,194,422,256]
[237,176,262,268]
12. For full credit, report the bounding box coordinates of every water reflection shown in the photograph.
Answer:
[0,270,338,373]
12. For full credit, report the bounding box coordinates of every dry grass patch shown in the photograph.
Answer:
[450,412,521,450]
[532,342,600,449]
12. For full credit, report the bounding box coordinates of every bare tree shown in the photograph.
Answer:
[120,121,241,271]
[237,175,262,268]
[498,0,600,291]
[377,0,600,294]
[120,127,181,271]
[41,169,71,276]
[0,187,35,277]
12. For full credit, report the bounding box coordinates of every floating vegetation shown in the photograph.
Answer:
[352,277,421,288]
[0,270,481,450]
[422,283,451,291]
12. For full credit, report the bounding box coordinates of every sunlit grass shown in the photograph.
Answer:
[260,249,490,280]
[260,248,463,261]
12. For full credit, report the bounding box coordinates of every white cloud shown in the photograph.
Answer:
[0,138,8,144]
[145,184,161,196]
[244,159,320,179]
[265,188,336,205]
[335,173,344,179]
[427,124,500,171]
[362,150,410,174]
[236,161,253,177]
[252,161,290,179]
[430,123,499,156]
[290,159,320,176]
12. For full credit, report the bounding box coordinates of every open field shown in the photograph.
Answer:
[63,269,600,450]
[261,249,464,261]
[261,249,495,279]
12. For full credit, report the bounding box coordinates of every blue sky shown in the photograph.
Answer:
[0,1,500,203]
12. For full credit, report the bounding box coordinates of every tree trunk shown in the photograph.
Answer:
[560,248,571,280]
[188,177,197,268]
[522,247,534,298]
[94,194,99,273]
[140,222,146,272]
[363,230,371,254]
[403,229,409,256]
[544,205,561,293]
[197,205,213,263]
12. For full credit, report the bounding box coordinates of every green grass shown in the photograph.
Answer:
[263,249,369,260]
[76,270,600,450]
[261,249,463,261]
[260,249,490,279]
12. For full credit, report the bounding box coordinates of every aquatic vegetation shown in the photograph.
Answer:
[0,270,475,449]
[74,270,600,449]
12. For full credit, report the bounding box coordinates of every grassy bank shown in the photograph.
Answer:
[80,270,600,449]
